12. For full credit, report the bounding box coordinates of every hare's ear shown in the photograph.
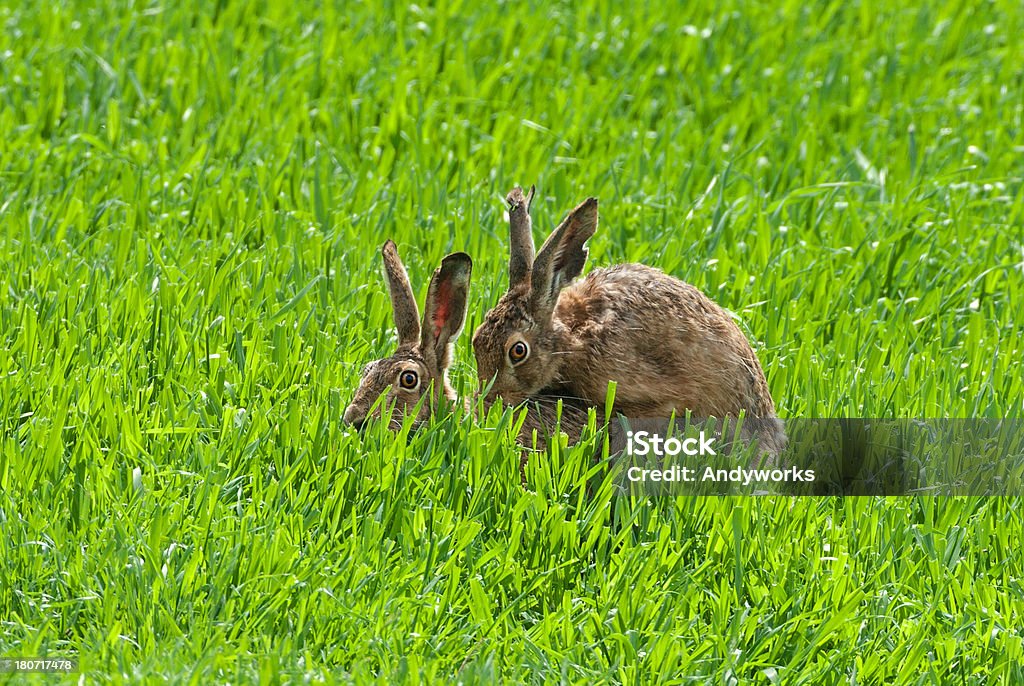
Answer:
[381,240,421,346]
[530,197,597,313]
[420,252,473,374]
[507,185,535,289]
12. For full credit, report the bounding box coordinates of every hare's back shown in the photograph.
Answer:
[555,264,775,419]
[562,264,737,337]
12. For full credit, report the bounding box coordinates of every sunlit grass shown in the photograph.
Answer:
[1,0,1023,682]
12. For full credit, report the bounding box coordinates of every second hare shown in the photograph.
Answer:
[342,241,472,430]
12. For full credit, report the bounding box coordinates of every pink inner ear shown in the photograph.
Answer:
[432,280,451,339]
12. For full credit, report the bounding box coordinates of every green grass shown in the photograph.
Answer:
[2,0,1023,682]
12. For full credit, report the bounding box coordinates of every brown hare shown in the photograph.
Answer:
[471,186,786,455]
[342,240,472,430]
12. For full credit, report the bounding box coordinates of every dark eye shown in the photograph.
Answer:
[398,370,419,390]
[508,340,529,364]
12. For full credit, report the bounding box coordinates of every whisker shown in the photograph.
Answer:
[532,393,592,405]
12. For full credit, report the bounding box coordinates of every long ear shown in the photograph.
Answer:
[530,197,597,312]
[381,240,420,346]
[507,185,535,289]
[420,252,473,373]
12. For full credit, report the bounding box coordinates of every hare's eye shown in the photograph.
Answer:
[398,370,419,390]
[508,340,529,364]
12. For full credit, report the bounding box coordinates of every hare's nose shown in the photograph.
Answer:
[343,404,366,429]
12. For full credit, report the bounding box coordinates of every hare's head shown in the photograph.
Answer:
[343,241,472,429]
[472,186,597,406]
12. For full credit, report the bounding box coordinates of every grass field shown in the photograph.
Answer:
[2,0,1023,682]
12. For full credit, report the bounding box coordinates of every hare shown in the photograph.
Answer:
[342,240,593,453]
[342,240,473,430]
[471,186,786,455]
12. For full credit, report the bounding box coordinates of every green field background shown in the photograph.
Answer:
[1,0,1023,682]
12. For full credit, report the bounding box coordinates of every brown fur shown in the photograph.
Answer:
[472,188,786,455]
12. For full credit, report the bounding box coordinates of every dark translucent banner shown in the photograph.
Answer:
[602,417,1024,496]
